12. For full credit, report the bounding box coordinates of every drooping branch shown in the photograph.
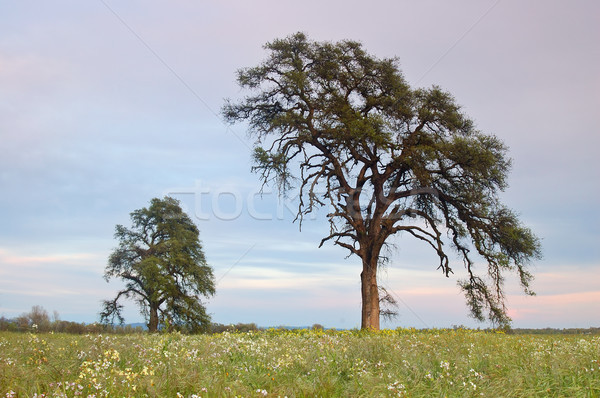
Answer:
[99,288,135,326]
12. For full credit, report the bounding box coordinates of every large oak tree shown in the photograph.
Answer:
[223,33,541,329]
[101,197,215,332]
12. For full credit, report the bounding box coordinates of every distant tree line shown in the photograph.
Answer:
[508,327,600,335]
[3,306,597,335]
[0,306,287,335]
[452,324,600,335]
[0,306,145,334]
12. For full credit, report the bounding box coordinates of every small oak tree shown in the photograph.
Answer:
[223,33,541,329]
[101,197,215,332]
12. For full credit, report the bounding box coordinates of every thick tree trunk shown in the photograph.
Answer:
[148,306,159,332]
[360,256,380,330]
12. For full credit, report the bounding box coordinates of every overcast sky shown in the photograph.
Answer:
[1,0,598,329]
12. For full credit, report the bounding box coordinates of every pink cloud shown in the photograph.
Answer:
[508,290,600,327]
[0,248,97,266]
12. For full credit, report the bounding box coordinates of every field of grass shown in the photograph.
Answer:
[1,328,599,397]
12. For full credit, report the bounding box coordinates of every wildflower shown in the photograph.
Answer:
[469,368,482,379]
[387,381,405,391]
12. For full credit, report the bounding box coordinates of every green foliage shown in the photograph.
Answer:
[101,197,215,333]
[2,329,599,396]
[223,33,542,327]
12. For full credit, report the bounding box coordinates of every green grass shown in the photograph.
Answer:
[1,329,599,397]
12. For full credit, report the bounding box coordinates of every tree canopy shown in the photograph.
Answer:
[223,33,541,329]
[100,197,215,333]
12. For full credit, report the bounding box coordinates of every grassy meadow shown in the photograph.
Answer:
[1,328,599,397]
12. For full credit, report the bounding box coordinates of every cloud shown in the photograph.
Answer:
[0,246,115,320]
[508,291,600,328]
[0,247,97,263]
[216,264,355,291]
[505,264,600,327]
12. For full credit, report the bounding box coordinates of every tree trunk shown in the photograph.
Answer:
[360,256,380,330]
[148,306,159,332]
